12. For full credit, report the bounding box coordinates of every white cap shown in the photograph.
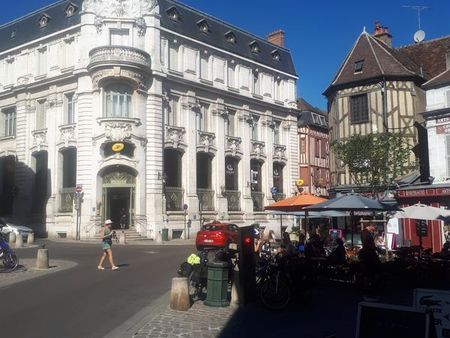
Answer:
[105,219,113,225]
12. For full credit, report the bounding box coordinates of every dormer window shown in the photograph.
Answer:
[197,19,210,33]
[272,50,280,61]
[249,41,260,54]
[39,14,50,28]
[354,60,364,73]
[65,3,78,17]
[225,31,236,44]
[166,7,180,22]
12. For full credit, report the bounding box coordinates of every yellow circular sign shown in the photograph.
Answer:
[112,143,125,152]
[295,179,304,187]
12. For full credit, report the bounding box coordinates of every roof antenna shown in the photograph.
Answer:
[402,5,429,43]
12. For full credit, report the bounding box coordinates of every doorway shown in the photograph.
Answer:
[101,168,136,229]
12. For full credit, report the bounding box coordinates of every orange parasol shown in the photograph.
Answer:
[264,193,327,212]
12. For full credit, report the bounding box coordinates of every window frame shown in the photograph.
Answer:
[354,60,364,73]
[350,93,369,124]
[103,84,133,118]
[1,106,16,137]
[64,92,76,125]
[36,100,46,130]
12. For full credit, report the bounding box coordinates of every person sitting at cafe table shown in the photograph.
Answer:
[305,233,326,258]
[440,241,450,260]
[328,238,347,265]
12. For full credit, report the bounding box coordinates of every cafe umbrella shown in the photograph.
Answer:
[303,194,397,247]
[264,193,327,236]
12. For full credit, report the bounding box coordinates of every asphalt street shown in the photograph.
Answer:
[0,240,193,338]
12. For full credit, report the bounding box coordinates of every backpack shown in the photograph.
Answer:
[177,262,193,277]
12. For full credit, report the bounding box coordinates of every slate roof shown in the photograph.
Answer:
[422,68,450,89]
[324,32,425,95]
[159,0,296,76]
[297,98,328,130]
[0,0,297,77]
[0,0,82,53]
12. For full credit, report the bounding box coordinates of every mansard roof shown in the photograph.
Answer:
[324,32,425,95]
[0,0,82,53]
[159,0,297,76]
[0,0,297,77]
[297,98,328,130]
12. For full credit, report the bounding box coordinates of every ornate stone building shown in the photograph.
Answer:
[0,0,299,239]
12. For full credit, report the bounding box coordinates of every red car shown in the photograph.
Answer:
[195,221,239,251]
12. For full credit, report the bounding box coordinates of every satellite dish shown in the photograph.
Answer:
[414,30,426,43]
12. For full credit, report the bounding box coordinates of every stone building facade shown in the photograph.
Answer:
[0,0,299,239]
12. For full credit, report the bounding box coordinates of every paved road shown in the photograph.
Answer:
[0,241,193,338]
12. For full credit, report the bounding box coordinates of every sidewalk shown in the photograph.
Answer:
[46,238,196,246]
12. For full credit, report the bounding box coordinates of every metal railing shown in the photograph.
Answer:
[198,189,215,211]
[251,192,265,212]
[165,187,184,211]
[223,190,241,211]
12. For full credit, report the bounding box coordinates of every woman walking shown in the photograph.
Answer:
[98,219,119,271]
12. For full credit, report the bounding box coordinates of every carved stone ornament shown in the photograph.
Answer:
[94,16,104,33]
[104,122,132,141]
[135,17,147,36]
[273,144,287,162]
[83,0,159,18]
[165,126,186,150]
[32,130,48,152]
[59,125,76,148]
[91,69,148,91]
[197,131,216,155]
[225,136,242,158]
[251,140,266,160]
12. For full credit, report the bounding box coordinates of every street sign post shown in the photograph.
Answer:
[74,185,84,240]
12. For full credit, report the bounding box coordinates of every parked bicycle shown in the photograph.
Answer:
[0,225,19,272]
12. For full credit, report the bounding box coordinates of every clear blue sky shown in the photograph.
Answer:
[1,0,449,110]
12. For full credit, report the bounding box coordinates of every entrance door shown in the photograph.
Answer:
[101,169,136,229]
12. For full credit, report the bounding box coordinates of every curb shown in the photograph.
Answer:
[104,291,170,338]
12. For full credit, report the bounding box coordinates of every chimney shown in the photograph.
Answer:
[373,21,392,48]
[267,30,285,48]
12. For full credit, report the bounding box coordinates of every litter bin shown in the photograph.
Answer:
[204,261,230,307]
[161,228,169,241]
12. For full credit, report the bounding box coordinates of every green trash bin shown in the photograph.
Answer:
[204,261,230,307]
[161,228,169,241]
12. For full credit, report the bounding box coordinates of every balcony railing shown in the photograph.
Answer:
[223,190,241,211]
[251,192,265,212]
[165,187,184,211]
[88,46,151,70]
[59,187,75,213]
[198,189,215,211]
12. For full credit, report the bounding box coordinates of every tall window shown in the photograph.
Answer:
[251,116,259,140]
[62,148,77,188]
[225,157,239,190]
[165,96,179,126]
[36,100,46,130]
[250,159,262,192]
[350,94,369,123]
[104,84,132,118]
[225,110,235,136]
[200,53,209,80]
[110,29,130,46]
[228,63,236,88]
[253,71,260,95]
[1,107,16,137]
[273,121,281,144]
[64,93,75,124]
[37,47,47,76]
[273,163,284,193]
[196,103,209,131]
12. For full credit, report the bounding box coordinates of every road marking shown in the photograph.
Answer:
[144,251,159,254]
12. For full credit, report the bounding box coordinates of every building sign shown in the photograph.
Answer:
[437,117,450,124]
[398,187,450,198]
[414,288,450,338]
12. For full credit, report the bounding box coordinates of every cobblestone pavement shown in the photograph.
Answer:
[0,258,77,288]
[132,301,238,338]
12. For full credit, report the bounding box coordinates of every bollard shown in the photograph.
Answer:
[119,231,126,245]
[8,232,16,244]
[36,249,49,269]
[15,233,23,248]
[27,232,35,245]
[170,277,190,311]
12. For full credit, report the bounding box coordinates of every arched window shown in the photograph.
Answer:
[104,84,132,118]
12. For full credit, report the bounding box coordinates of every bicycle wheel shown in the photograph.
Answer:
[3,252,18,272]
[260,277,291,310]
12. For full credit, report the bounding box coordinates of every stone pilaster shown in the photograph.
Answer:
[212,101,227,218]
[237,106,253,220]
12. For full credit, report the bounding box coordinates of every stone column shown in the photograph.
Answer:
[237,106,253,221]
[145,79,164,239]
[212,101,227,220]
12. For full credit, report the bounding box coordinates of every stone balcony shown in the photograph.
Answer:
[87,46,151,91]
[88,45,151,71]
[197,131,217,155]
[165,125,187,151]
[273,144,287,163]
[250,140,266,160]
[225,136,243,159]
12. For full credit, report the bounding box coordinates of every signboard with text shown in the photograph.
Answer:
[414,288,450,338]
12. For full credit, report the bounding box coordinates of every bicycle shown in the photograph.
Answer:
[0,226,19,272]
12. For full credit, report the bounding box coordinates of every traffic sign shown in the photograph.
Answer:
[75,185,83,193]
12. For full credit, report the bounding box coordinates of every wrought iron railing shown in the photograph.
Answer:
[59,187,75,212]
[251,192,265,212]
[198,189,215,211]
[223,190,241,211]
[273,193,286,202]
[165,187,184,211]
